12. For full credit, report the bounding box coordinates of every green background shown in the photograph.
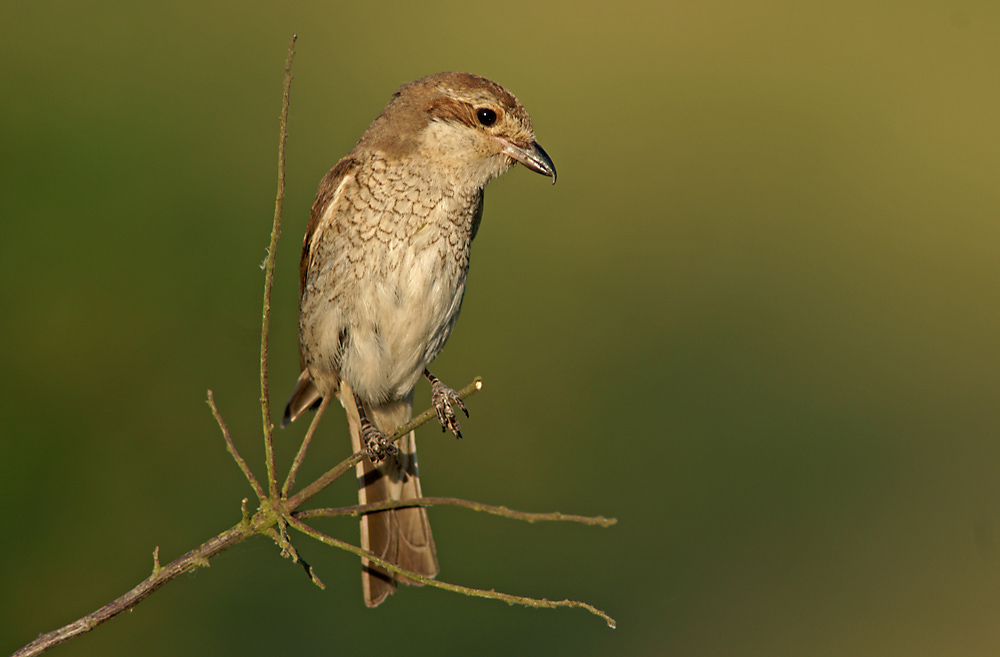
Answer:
[4,1,1000,655]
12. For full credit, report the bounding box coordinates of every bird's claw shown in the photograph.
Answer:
[361,421,398,463]
[430,379,469,439]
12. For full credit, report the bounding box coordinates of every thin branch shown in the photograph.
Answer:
[296,497,617,527]
[15,375,502,656]
[261,34,297,499]
[11,375,491,655]
[208,390,266,502]
[286,514,616,629]
[12,523,253,657]
[282,393,330,497]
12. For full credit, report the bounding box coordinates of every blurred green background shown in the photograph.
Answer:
[3,1,1000,655]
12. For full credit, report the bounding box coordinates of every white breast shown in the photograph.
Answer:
[340,238,467,403]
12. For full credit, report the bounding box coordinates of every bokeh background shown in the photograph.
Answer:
[4,1,1000,655]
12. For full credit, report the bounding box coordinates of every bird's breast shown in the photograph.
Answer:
[301,159,484,404]
[340,226,469,403]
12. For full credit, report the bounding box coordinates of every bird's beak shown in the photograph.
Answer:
[502,140,557,184]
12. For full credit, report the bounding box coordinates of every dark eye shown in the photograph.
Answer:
[476,107,497,127]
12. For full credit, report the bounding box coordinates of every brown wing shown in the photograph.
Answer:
[283,156,361,426]
[297,156,361,369]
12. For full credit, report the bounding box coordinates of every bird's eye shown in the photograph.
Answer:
[476,108,498,127]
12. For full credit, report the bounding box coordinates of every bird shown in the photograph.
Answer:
[282,72,555,606]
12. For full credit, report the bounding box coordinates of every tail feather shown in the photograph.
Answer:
[341,382,438,607]
[282,369,322,427]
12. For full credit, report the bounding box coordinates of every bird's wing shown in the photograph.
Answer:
[282,156,360,425]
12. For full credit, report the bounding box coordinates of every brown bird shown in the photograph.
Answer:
[282,72,555,606]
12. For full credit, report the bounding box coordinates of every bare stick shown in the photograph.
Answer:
[13,375,494,656]
[286,514,616,628]
[208,390,266,502]
[261,35,297,499]
[12,524,253,657]
[282,393,331,497]
[296,497,617,527]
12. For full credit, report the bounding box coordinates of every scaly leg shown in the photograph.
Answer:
[354,393,400,462]
[423,369,469,439]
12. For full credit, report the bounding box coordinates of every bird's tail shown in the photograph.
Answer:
[341,383,439,607]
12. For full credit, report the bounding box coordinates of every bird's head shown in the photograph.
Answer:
[361,72,556,188]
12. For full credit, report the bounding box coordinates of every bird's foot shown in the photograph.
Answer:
[361,419,398,463]
[426,371,468,439]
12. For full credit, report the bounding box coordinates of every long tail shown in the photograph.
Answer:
[340,382,439,607]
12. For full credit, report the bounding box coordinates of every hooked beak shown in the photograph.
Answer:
[502,139,557,184]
